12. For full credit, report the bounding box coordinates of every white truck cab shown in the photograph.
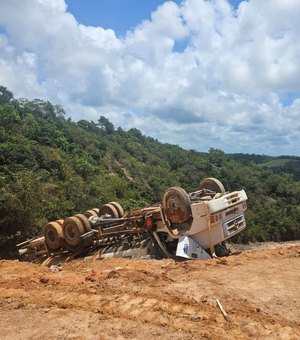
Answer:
[152,178,248,259]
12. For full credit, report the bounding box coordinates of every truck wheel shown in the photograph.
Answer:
[99,203,119,218]
[109,202,124,218]
[62,216,85,247]
[83,209,98,218]
[162,187,191,224]
[92,208,100,216]
[200,177,225,193]
[75,213,91,232]
[44,221,63,250]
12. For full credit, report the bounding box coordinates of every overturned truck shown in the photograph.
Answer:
[18,178,248,264]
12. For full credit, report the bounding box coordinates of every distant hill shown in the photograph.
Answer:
[228,154,300,180]
[227,153,273,164]
[1,85,300,257]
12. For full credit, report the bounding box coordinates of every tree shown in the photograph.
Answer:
[208,148,226,167]
[97,116,114,134]
[0,86,13,104]
[0,104,20,129]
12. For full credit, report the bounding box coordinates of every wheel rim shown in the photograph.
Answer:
[65,224,76,240]
[47,229,56,243]
[162,187,191,224]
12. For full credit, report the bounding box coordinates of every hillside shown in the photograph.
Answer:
[1,86,300,257]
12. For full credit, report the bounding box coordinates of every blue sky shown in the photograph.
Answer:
[66,0,243,37]
[0,0,300,156]
[65,0,182,37]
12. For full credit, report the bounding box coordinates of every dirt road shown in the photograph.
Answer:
[1,242,300,339]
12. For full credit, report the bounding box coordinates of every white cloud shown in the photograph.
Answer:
[0,0,300,155]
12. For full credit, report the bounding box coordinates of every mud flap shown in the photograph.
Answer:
[176,236,211,260]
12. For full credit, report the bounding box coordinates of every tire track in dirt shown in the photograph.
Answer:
[1,285,299,339]
[0,287,214,332]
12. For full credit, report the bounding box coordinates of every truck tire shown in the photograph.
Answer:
[162,187,191,224]
[92,208,100,216]
[44,221,63,250]
[62,216,85,247]
[75,213,91,232]
[199,177,225,194]
[109,202,124,218]
[83,209,98,218]
[99,204,119,218]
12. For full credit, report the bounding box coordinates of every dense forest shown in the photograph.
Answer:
[1,86,300,257]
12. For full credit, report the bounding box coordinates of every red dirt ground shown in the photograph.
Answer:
[1,242,300,339]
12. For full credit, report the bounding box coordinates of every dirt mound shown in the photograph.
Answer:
[1,242,300,339]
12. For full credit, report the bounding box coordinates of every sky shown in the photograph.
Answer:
[0,0,300,156]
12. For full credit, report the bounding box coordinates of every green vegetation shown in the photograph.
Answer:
[228,153,300,180]
[1,86,300,257]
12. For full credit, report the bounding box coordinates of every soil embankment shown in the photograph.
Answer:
[0,242,300,339]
